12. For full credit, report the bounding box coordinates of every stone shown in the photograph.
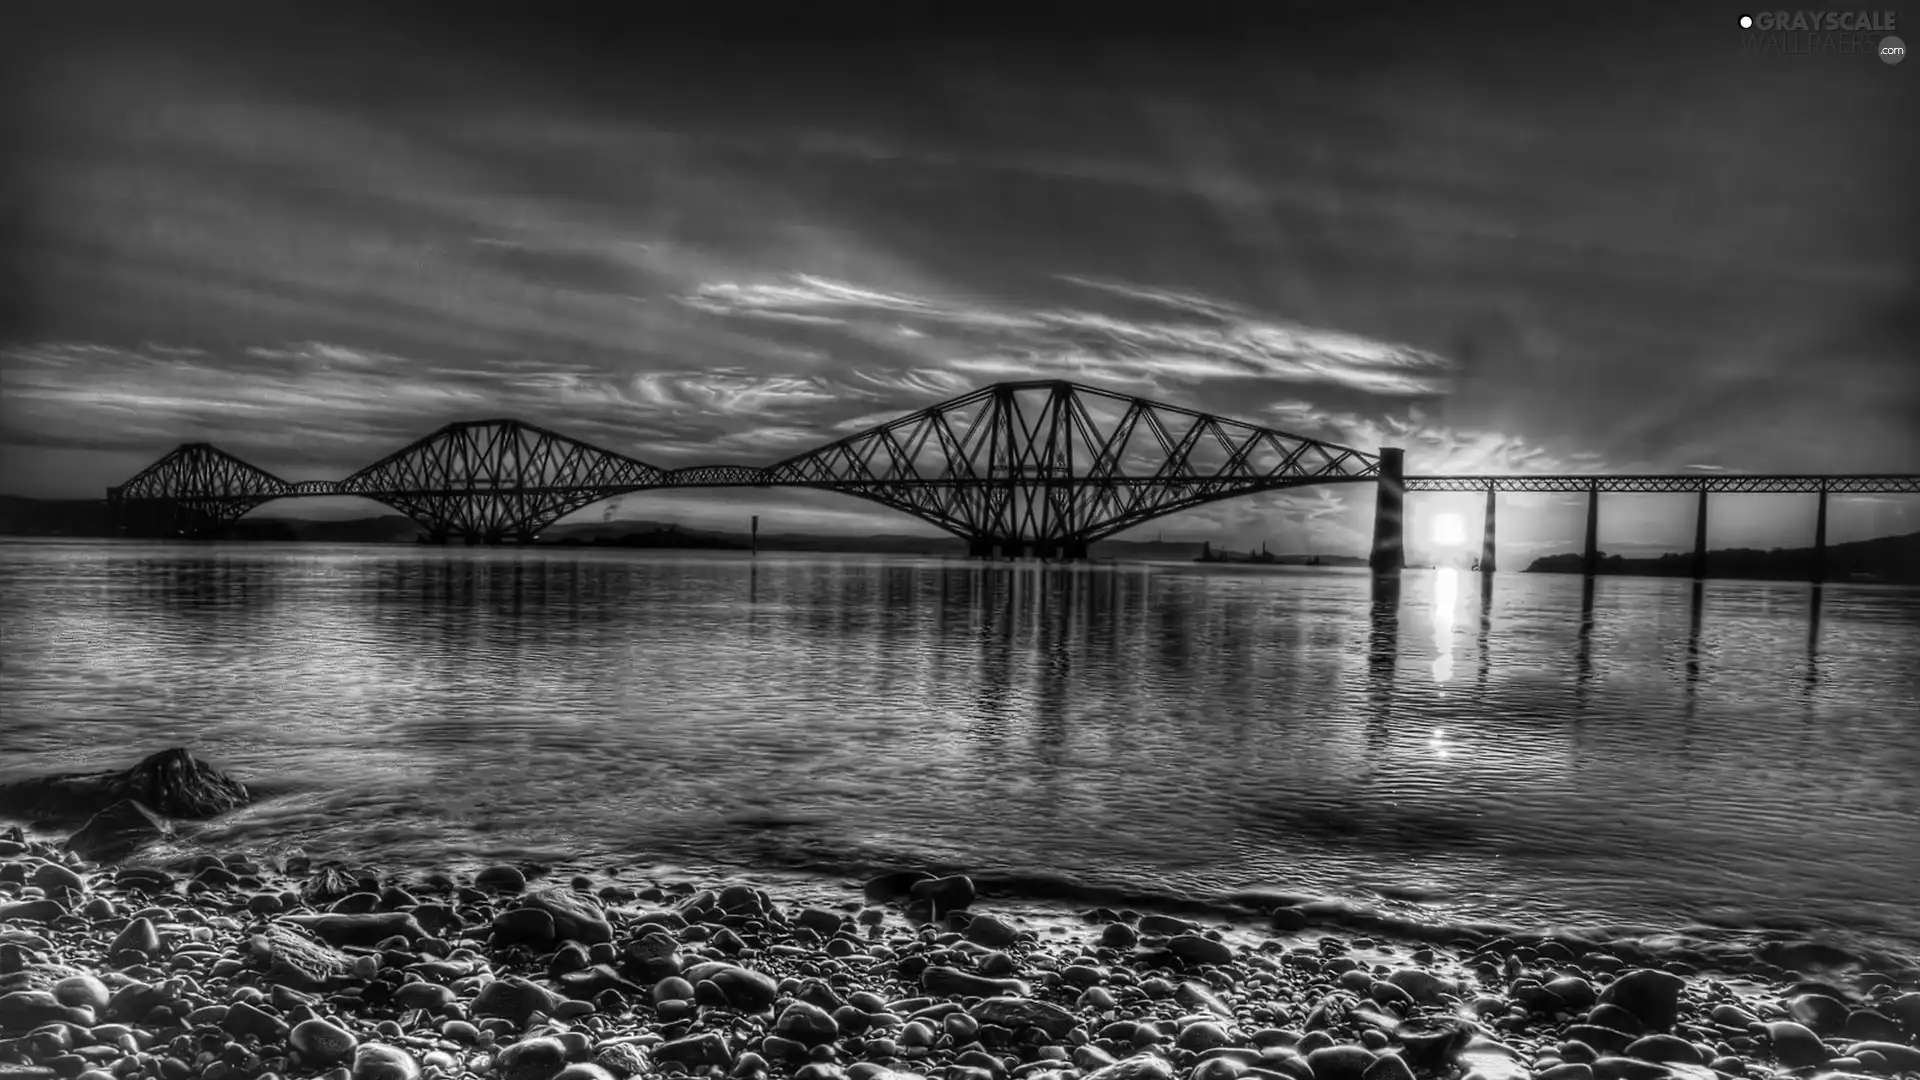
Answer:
[1762,1021,1828,1068]
[351,1043,422,1080]
[1305,1046,1377,1080]
[520,887,613,944]
[1082,1055,1175,1080]
[473,976,565,1024]
[1622,1035,1702,1065]
[110,917,161,956]
[392,982,455,1011]
[863,871,934,904]
[28,863,85,895]
[655,1032,731,1069]
[968,997,1077,1039]
[1539,1066,1595,1080]
[923,965,1027,998]
[1360,1055,1416,1080]
[475,865,528,893]
[0,748,248,823]
[965,914,1020,949]
[1167,935,1234,967]
[494,908,557,949]
[51,975,109,1012]
[65,800,173,862]
[908,875,976,912]
[777,1001,840,1045]
[1844,1042,1920,1073]
[553,1067,616,1080]
[1176,1021,1233,1052]
[0,899,66,923]
[0,990,91,1031]
[494,1036,568,1080]
[277,912,427,948]
[1787,994,1850,1035]
[292,1017,359,1064]
[223,999,291,1042]
[1595,970,1684,1033]
[710,965,779,1011]
[251,923,353,990]
[1384,969,1451,1005]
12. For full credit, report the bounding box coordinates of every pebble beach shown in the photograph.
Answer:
[4,826,1918,1080]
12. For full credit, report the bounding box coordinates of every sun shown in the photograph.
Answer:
[1432,512,1466,547]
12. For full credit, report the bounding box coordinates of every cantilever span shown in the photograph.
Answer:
[1406,474,1920,494]
[104,380,1382,553]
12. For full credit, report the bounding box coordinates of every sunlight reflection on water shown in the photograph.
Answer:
[1,540,1917,955]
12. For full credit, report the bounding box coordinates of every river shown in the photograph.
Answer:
[1,540,1916,963]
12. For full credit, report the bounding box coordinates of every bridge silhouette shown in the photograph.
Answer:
[107,379,1919,578]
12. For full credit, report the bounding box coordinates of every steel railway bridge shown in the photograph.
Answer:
[106,379,1920,579]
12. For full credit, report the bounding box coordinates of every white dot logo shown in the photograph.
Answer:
[1739,14,1754,28]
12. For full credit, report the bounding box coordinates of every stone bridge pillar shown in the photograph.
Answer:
[1368,447,1405,574]
[1480,484,1497,574]
[1582,484,1601,576]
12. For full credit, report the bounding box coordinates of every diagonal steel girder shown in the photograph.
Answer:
[762,380,1381,547]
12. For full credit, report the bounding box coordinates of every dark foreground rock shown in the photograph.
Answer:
[0,748,249,825]
[0,833,1914,1080]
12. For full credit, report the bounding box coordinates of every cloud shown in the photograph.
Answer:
[678,273,1454,397]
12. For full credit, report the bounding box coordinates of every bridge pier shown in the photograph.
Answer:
[1692,488,1709,580]
[1480,484,1497,573]
[1581,484,1600,577]
[1811,485,1828,584]
[1368,447,1405,574]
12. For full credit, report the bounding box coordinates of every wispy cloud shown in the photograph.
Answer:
[679,273,1453,397]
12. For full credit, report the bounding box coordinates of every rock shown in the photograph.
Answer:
[1595,970,1684,1033]
[709,966,779,1011]
[1589,1056,1671,1080]
[1787,994,1850,1035]
[251,923,353,990]
[1393,1018,1471,1067]
[392,982,455,1011]
[1539,1066,1595,1080]
[1176,1021,1233,1052]
[28,863,85,895]
[1762,1021,1828,1068]
[592,1043,651,1079]
[923,966,1027,998]
[1843,1042,1920,1073]
[1177,981,1234,1018]
[51,976,109,1012]
[655,1032,731,1069]
[0,990,90,1031]
[473,976,565,1024]
[475,865,528,893]
[1101,923,1140,949]
[1305,1046,1377,1080]
[1622,1035,1702,1065]
[1884,992,1920,1034]
[495,1036,568,1080]
[908,875,976,912]
[223,999,290,1042]
[292,1017,359,1064]
[65,800,173,862]
[1545,976,1598,1009]
[494,908,557,949]
[1844,1009,1903,1042]
[1361,1055,1416,1080]
[520,887,613,944]
[0,748,248,823]
[1083,1055,1175,1080]
[1167,935,1234,967]
[277,912,427,947]
[352,1043,422,1080]
[1384,969,1451,1005]
[110,917,161,956]
[863,871,934,904]
[0,899,66,923]
[553,1067,616,1080]
[968,997,1077,1039]
[777,1001,840,1045]
[965,914,1020,949]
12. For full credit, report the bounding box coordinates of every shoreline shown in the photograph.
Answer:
[4,832,1918,1080]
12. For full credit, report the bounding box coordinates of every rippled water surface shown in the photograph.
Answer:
[2,540,1917,956]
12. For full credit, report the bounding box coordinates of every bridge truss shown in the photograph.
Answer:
[104,380,1381,551]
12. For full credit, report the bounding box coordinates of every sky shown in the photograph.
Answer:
[2,2,1916,560]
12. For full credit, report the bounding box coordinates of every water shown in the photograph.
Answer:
[2,540,1917,962]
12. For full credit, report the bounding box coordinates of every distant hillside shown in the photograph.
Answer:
[1525,531,1920,584]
